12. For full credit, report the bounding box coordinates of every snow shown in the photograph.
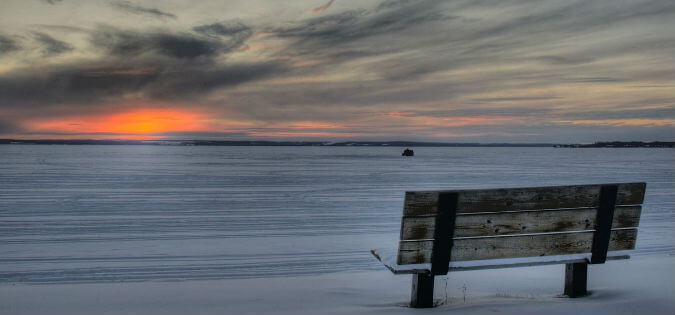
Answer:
[1,146,674,314]
[1,253,673,315]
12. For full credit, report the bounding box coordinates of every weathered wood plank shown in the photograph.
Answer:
[402,182,646,216]
[400,206,641,240]
[397,228,637,265]
[403,191,439,216]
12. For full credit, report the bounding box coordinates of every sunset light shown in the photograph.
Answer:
[0,0,672,143]
[27,109,207,139]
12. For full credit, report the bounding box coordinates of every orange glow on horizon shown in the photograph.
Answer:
[103,110,203,133]
[115,135,165,140]
[27,109,209,139]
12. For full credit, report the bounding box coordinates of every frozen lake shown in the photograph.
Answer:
[1,145,673,284]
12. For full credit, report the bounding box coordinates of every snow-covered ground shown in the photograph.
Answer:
[1,146,673,314]
[2,253,673,315]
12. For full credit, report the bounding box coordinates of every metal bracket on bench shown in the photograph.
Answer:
[430,192,458,275]
[590,184,618,264]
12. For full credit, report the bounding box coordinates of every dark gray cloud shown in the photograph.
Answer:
[42,0,62,4]
[375,0,417,11]
[90,27,220,59]
[0,22,285,114]
[0,64,157,107]
[151,34,217,58]
[193,21,253,51]
[273,0,452,51]
[145,61,287,99]
[0,59,287,110]
[193,21,250,37]
[111,1,177,19]
[32,32,73,56]
[0,34,21,55]
[89,24,254,59]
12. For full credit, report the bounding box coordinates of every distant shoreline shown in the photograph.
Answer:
[554,141,674,148]
[1,139,673,148]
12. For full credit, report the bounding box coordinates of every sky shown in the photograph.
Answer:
[0,0,673,142]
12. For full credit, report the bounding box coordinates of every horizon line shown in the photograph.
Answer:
[2,139,674,147]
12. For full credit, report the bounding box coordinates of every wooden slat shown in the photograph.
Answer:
[397,228,637,265]
[403,191,439,217]
[402,182,646,216]
[400,205,641,240]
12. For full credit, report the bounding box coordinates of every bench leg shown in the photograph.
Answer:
[564,262,588,298]
[411,273,434,308]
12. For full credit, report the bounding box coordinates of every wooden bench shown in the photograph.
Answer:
[371,182,646,308]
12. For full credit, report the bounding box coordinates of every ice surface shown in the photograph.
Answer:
[1,145,673,314]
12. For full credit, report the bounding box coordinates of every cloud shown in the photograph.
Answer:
[309,0,336,14]
[470,96,563,103]
[0,118,23,134]
[536,55,595,65]
[0,60,287,111]
[564,77,627,83]
[42,0,62,4]
[274,2,451,47]
[89,23,257,60]
[270,0,675,84]
[0,22,285,119]
[193,21,250,37]
[0,34,21,55]
[553,119,675,127]
[145,61,287,99]
[265,1,467,82]
[111,1,177,19]
[32,32,73,56]
[90,27,221,59]
[1,0,674,141]
[192,21,253,50]
[31,24,90,33]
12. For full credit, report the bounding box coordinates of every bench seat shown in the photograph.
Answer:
[371,248,630,274]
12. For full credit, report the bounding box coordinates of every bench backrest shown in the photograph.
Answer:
[397,182,646,275]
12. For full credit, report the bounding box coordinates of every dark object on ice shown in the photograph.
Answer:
[402,148,414,156]
[370,182,646,308]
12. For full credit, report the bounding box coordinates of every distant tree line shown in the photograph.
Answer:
[554,141,674,148]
